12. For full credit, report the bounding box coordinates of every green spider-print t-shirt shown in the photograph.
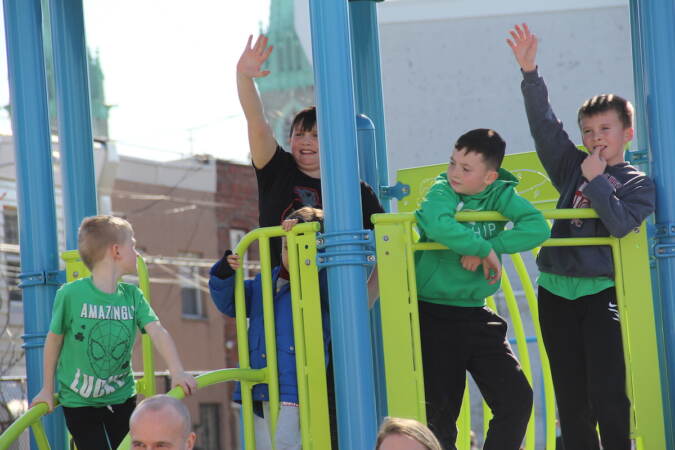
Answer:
[50,277,158,407]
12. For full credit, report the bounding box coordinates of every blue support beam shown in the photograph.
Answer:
[349,0,390,211]
[628,3,672,448]
[48,0,98,248]
[309,0,378,448]
[350,0,390,424]
[632,0,675,446]
[2,0,68,448]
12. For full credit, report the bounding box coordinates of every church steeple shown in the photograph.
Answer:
[256,0,313,93]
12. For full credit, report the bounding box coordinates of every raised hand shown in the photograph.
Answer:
[237,35,273,79]
[460,255,482,272]
[581,149,607,181]
[482,249,502,285]
[506,23,538,72]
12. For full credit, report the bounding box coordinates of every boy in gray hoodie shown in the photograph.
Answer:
[507,24,656,450]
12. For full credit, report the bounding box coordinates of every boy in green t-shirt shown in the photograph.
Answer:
[415,129,550,450]
[31,215,197,450]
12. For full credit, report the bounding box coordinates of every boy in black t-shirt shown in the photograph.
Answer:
[236,34,384,269]
[236,35,383,449]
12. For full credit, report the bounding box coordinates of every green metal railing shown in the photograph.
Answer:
[0,211,664,449]
[373,209,665,450]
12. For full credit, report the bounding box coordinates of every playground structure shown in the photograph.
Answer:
[0,0,674,449]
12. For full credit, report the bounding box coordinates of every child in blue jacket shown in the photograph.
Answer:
[209,207,328,450]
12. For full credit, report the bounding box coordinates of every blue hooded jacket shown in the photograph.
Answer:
[209,260,330,404]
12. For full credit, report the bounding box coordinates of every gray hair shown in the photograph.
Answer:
[130,395,192,438]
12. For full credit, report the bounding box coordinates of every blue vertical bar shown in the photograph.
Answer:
[309,0,378,448]
[350,0,390,425]
[355,114,387,422]
[628,1,649,160]
[49,0,98,248]
[349,0,390,211]
[628,2,672,448]
[2,0,68,448]
[636,0,675,447]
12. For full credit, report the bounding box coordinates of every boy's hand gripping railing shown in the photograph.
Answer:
[373,209,665,450]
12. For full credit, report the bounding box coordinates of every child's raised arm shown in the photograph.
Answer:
[237,35,278,169]
[145,322,198,396]
[506,23,538,72]
[29,331,64,412]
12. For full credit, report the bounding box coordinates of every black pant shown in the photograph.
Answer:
[326,357,339,450]
[62,396,137,450]
[538,287,630,450]
[419,302,532,450]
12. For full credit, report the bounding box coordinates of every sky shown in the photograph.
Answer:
[0,0,271,163]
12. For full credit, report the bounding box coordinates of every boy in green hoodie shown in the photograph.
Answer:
[415,128,549,450]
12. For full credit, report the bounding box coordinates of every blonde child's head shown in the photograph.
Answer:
[376,417,443,450]
[78,215,134,271]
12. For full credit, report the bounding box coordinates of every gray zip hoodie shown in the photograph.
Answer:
[521,68,655,278]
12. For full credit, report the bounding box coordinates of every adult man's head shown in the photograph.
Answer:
[130,395,196,450]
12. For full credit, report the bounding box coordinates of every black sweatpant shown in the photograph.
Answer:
[62,396,136,450]
[419,301,533,450]
[538,286,630,450]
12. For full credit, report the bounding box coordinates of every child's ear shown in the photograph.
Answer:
[484,169,499,185]
[624,126,635,143]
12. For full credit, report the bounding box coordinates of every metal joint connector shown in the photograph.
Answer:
[316,229,376,268]
[626,148,648,165]
[653,222,675,259]
[18,270,64,288]
[654,244,675,259]
[380,181,410,201]
[654,222,675,238]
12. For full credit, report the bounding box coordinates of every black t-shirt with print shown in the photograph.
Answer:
[256,146,384,267]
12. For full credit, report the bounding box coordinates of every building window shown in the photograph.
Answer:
[195,403,221,450]
[179,252,205,319]
[5,255,21,303]
[3,207,18,245]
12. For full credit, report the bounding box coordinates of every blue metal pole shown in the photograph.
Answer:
[355,114,387,423]
[349,0,390,211]
[628,3,673,448]
[636,1,675,447]
[48,0,98,249]
[309,0,378,448]
[2,1,68,448]
[350,0,390,425]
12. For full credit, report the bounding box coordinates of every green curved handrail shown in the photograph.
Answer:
[116,368,266,449]
[0,401,52,450]
[0,369,266,450]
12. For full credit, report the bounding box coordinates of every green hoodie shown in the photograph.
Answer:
[414,169,549,307]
